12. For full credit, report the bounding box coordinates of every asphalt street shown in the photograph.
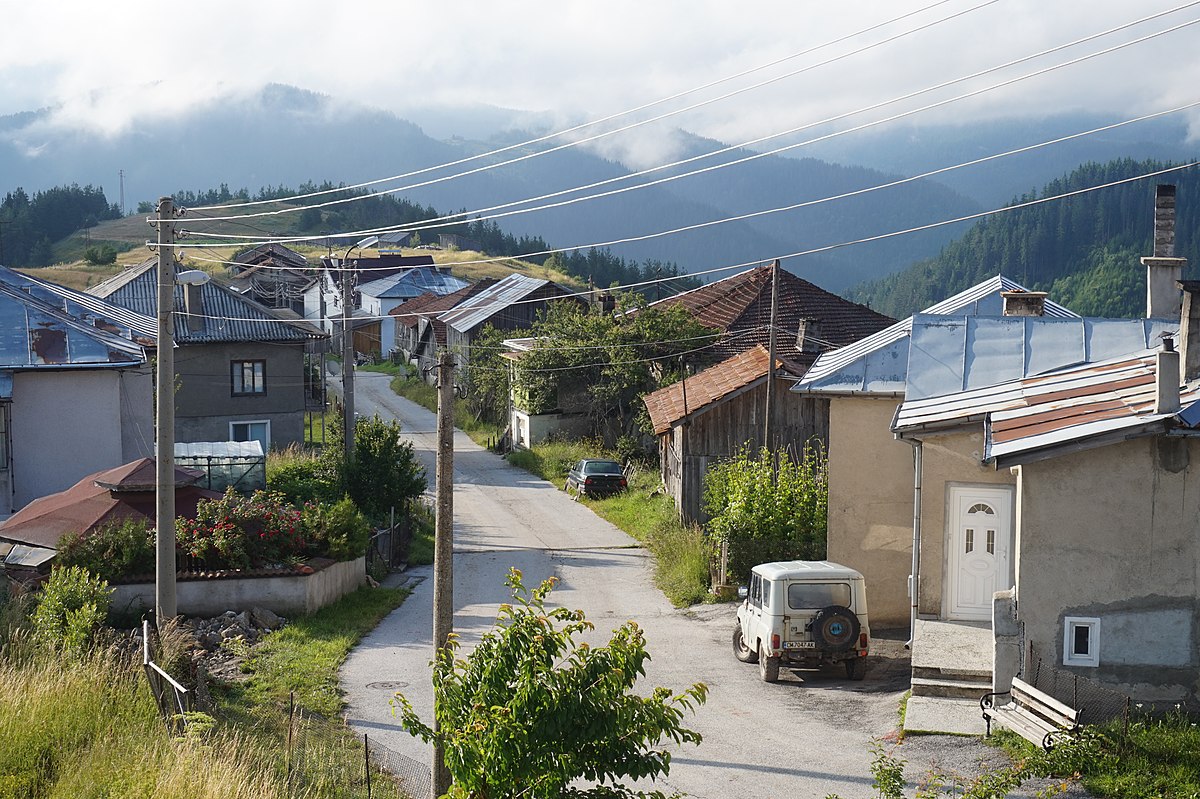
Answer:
[340,371,949,797]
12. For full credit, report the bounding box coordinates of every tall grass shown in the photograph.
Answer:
[388,375,501,445]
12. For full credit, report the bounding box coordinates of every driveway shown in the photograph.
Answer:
[340,371,1020,797]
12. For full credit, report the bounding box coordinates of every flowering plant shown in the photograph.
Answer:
[176,488,307,569]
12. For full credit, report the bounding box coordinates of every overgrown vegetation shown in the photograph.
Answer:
[703,443,828,581]
[391,569,707,798]
[58,519,155,583]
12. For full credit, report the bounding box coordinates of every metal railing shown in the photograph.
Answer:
[141,618,193,726]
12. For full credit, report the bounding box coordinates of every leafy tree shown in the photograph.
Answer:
[32,566,111,657]
[703,443,828,580]
[344,415,427,522]
[83,244,117,265]
[391,568,707,799]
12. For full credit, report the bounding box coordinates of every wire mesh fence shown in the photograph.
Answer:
[1025,643,1132,735]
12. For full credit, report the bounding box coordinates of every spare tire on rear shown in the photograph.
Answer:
[811,605,860,651]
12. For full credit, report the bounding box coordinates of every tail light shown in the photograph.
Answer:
[859,633,868,649]
[619,477,627,487]
[771,633,780,651]
[584,477,594,485]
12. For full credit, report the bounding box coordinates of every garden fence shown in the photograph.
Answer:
[1025,642,1132,735]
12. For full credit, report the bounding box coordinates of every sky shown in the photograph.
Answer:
[1,1,1199,153]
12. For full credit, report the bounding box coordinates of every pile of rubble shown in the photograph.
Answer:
[186,606,287,652]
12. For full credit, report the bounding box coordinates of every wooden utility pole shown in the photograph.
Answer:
[763,259,780,452]
[431,350,456,798]
[154,196,178,624]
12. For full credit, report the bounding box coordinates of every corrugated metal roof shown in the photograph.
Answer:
[0,267,157,343]
[439,274,562,334]
[89,258,325,344]
[0,281,146,371]
[905,315,1177,401]
[893,348,1200,465]
[794,275,1080,395]
[359,267,469,300]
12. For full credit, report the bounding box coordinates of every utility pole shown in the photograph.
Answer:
[155,197,179,624]
[431,350,456,798]
[119,169,125,216]
[341,256,356,464]
[763,259,780,453]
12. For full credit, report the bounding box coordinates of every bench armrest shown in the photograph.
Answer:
[980,690,1010,713]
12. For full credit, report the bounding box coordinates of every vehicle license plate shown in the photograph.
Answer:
[783,641,816,649]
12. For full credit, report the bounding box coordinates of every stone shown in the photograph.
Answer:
[250,606,283,631]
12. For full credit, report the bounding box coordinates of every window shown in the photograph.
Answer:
[230,420,270,451]
[1063,616,1100,667]
[231,360,266,395]
[788,582,852,610]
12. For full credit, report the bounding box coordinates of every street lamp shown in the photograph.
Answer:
[154,195,210,625]
[337,235,378,465]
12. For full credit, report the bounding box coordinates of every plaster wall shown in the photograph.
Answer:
[118,366,155,463]
[1016,437,1200,703]
[110,557,366,618]
[915,429,1016,617]
[11,370,134,509]
[826,397,914,626]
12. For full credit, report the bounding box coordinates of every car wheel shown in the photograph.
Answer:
[732,626,758,663]
[758,643,780,683]
[812,605,861,652]
[844,657,866,681]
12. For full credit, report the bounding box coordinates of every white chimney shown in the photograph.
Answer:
[1156,335,1181,415]
[1143,184,1186,320]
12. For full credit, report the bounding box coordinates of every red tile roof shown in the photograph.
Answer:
[642,345,802,435]
[643,265,894,368]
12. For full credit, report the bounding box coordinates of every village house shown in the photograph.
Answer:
[390,280,498,374]
[227,243,314,316]
[355,267,468,358]
[90,257,327,451]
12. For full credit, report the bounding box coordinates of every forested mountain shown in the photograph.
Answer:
[847,160,1200,319]
[0,185,121,267]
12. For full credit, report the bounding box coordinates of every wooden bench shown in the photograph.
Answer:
[981,677,1082,750]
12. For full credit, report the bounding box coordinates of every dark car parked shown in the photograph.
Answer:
[564,459,628,499]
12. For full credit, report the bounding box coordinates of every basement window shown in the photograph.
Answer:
[1063,616,1100,667]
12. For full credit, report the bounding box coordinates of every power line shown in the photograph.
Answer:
[187,0,980,215]
[179,7,1200,249]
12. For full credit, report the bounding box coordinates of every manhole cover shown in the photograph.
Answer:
[366,681,409,690]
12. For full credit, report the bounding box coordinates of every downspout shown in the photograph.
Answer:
[897,434,922,649]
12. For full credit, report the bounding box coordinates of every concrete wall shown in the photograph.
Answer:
[11,368,152,510]
[174,342,306,449]
[915,429,1016,618]
[510,409,592,450]
[110,557,366,618]
[1016,437,1199,703]
[825,397,914,626]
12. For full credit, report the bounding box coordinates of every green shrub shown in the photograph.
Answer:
[344,415,426,522]
[303,497,371,561]
[266,448,340,505]
[175,489,306,569]
[57,519,155,582]
[31,566,111,656]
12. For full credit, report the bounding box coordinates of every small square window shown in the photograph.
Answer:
[232,360,266,395]
[1063,616,1100,667]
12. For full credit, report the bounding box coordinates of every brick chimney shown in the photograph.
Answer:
[796,317,823,353]
[1142,184,1187,319]
[1000,289,1047,317]
[1156,334,1181,415]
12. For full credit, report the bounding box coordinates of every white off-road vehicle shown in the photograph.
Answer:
[733,560,871,682]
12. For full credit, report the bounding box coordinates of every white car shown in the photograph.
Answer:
[733,560,871,682]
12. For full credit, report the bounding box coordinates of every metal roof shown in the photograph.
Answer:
[358,267,469,300]
[0,280,146,376]
[794,276,1079,395]
[905,315,1177,401]
[894,349,1200,466]
[0,267,157,343]
[89,258,325,344]
[438,274,561,334]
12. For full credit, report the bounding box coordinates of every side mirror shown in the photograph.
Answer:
[737,585,748,600]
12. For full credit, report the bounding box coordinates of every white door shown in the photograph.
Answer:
[947,486,1012,621]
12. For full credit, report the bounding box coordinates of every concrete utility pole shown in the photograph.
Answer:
[432,350,456,797]
[763,259,780,452]
[154,197,179,624]
[341,256,356,464]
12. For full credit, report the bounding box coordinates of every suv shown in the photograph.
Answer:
[733,560,870,682]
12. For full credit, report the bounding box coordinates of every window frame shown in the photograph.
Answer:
[1062,616,1101,667]
[231,359,267,396]
[229,420,270,450]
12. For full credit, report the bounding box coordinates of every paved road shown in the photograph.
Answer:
[341,370,914,797]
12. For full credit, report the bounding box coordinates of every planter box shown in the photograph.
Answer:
[110,556,366,618]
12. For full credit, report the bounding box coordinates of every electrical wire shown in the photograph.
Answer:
[187,0,979,214]
[183,1,1200,235]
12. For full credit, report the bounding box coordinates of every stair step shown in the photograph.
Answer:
[913,665,992,683]
[911,675,992,700]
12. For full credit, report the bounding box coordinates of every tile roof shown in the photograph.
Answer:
[642,265,894,368]
[794,275,1081,395]
[893,348,1200,466]
[89,258,325,344]
[642,345,802,435]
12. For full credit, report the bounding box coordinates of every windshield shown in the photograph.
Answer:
[583,460,623,475]
[787,582,852,610]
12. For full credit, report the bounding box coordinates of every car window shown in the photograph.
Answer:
[787,582,852,610]
[761,579,770,609]
[583,460,623,475]
[750,573,762,608]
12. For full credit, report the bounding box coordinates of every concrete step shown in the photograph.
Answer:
[904,695,988,736]
[912,664,992,683]
[911,675,992,700]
